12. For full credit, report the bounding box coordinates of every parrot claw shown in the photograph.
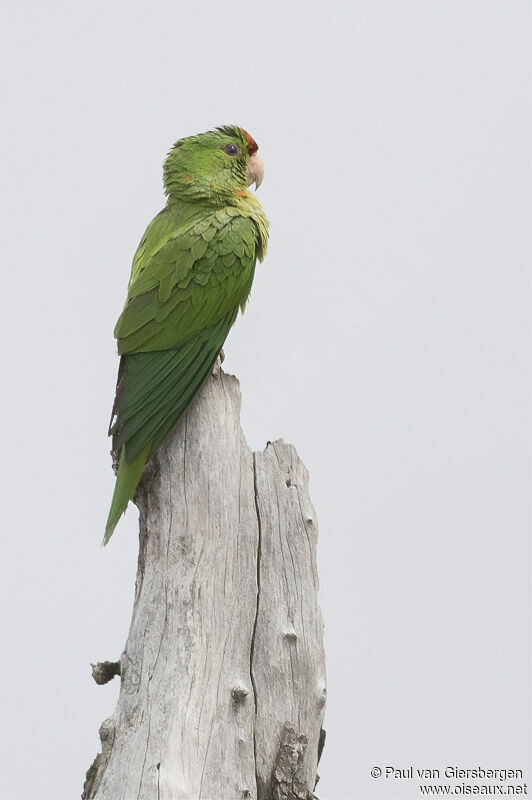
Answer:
[211,349,225,375]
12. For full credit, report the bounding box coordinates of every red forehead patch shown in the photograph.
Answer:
[242,129,258,155]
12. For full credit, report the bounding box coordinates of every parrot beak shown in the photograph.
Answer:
[246,153,264,190]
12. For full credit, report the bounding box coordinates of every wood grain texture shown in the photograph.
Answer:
[84,369,325,800]
[253,443,326,799]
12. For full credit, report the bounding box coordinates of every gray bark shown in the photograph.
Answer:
[83,368,326,800]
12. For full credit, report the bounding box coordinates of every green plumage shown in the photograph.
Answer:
[104,126,268,544]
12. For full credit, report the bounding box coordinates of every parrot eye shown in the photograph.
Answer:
[223,143,241,156]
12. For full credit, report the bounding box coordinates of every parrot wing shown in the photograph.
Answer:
[104,206,260,543]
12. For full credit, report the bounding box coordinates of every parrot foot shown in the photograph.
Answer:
[211,349,225,376]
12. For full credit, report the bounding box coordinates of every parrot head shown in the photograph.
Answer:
[163,125,264,204]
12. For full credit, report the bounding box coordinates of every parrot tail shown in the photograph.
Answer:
[103,444,150,545]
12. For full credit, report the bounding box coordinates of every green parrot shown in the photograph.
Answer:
[104,125,268,544]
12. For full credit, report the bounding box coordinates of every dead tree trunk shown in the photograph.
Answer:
[83,367,326,800]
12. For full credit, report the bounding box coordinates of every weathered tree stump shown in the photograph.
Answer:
[83,367,326,800]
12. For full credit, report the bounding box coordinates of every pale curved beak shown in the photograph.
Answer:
[246,153,264,190]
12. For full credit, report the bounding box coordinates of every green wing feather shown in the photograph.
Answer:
[104,205,261,543]
[103,445,150,546]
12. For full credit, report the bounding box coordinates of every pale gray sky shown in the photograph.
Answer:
[0,1,529,798]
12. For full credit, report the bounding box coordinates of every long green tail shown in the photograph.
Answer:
[104,317,236,544]
[103,444,150,545]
